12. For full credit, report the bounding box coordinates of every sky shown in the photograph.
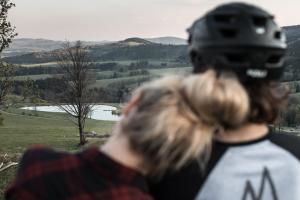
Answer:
[8,0,300,41]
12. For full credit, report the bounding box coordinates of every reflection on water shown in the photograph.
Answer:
[21,105,121,121]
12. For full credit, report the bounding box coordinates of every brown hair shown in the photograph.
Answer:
[120,70,249,177]
[244,81,288,124]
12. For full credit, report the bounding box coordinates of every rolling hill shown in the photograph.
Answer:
[146,37,186,45]
[284,25,300,45]
[121,38,154,45]
[3,38,189,65]
[2,26,300,70]
[2,37,187,58]
[282,25,300,73]
[2,38,110,58]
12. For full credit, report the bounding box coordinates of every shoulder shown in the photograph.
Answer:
[5,146,81,199]
[19,145,67,167]
[17,145,77,177]
[269,132,300,160]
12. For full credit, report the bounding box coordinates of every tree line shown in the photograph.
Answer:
[12,60,173,77]
[0,0,17,125]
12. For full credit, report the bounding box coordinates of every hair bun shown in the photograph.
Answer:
[181,70,250,130]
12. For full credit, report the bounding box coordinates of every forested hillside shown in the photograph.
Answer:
[3,26,300,71]
[282,25,300,80]
[3,38,189,64]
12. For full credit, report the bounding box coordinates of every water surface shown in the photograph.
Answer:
[21,105,121,121]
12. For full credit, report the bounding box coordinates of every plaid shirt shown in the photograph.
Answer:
[5,146,152,200]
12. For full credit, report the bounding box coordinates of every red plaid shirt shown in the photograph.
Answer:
[5,146,153,200]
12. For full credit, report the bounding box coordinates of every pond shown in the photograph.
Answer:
[21,105,121,121]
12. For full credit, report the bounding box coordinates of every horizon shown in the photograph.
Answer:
[9,0,300,41]
[13,36,188,42]
[12,24,300,42]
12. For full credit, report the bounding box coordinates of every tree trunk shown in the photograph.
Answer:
[0,112,3,126]
[78,117,86,145]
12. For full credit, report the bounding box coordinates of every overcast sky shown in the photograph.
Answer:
[8,0,300,41]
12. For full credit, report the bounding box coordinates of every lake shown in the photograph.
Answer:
[21,105,121,121]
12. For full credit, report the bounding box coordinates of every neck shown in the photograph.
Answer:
[101,128,147,175]
[215,123,269,143]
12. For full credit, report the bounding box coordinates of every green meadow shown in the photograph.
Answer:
[0,108,116,199]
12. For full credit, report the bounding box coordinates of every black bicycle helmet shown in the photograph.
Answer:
[188,2,287,81]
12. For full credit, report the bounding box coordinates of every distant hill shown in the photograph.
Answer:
[3,27,300,71]
[3,37,189,64]
[146,37,186,45]
[282,25,300,72]
[283,26,300,55]
[2,37,186,58]
[120,38,154,46]
[2,38,109,58]
[89,38,187,62]
[283,25,300,45]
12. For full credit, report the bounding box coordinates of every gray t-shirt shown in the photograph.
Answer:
[150,132,300,200]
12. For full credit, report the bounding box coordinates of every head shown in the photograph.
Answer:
[120,76,209,177]
[187,2,288,125]
[118,72,249,177]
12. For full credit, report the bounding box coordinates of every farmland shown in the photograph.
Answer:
[0,38,192,198]
[0,108,116,199]
[2,30,300,198]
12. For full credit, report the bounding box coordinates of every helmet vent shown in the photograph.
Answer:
[274,31,281,39]
[252,16,267,27]
[214,14,236,24]
[219,28,237,38]
[267,55,281,64]
[226,54,247,63]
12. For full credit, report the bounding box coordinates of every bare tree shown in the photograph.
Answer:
[55,41,94,145]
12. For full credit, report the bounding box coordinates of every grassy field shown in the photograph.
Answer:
[13,74,53,81]
[93,60,182,66]
[0,108,116,199]
[21,62,58,68]
[92,67,192,87]
[14,66,192,82]
[149,67,191,76]
[19,60,184,68]
[93,75,152,87]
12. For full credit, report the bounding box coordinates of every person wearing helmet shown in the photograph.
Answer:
[149,2,300,200]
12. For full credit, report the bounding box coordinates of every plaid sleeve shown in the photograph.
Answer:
[5,146,56,200]
[107,186,153,200]
[5,146,154,200]
[18,146,51,173]
[120,186,154,200]
[69,186,154,200]
[5,189,40,200]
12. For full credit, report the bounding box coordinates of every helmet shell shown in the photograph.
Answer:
[188,2,287,81]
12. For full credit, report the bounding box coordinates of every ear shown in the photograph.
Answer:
[123,95,141,116]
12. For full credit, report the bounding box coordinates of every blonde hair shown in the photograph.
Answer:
[182,70,249,130]
[121,70,249,177]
